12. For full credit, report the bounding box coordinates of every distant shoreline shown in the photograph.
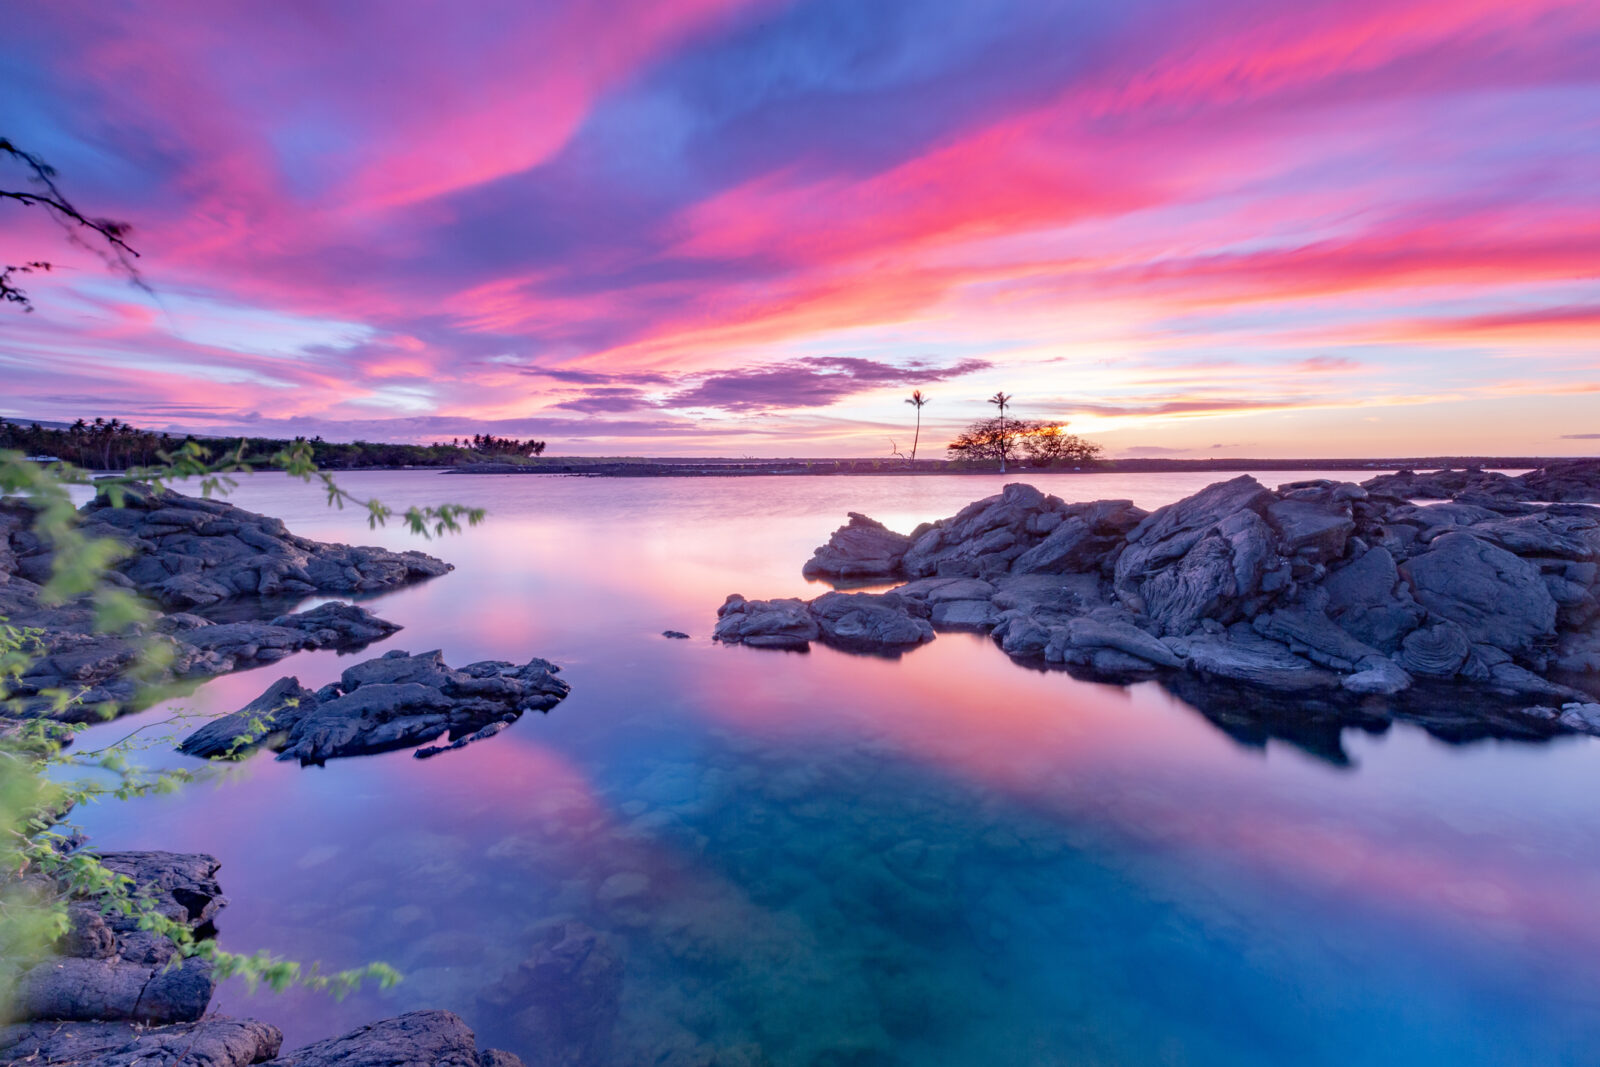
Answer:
[439,456,1577,478]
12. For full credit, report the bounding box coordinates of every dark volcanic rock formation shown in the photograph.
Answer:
[2,486,444,722]
[0,1016,284,1066]
[721,472,1600,731]
[178,649,570,764]
[6,852,224,1027]
[72,484,452,610]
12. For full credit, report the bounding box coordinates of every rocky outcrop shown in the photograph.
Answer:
[714,591,932,653]
[7,602,402,724]
[6,852,224,1027]
[70,484,451,610]
[725,474,1600,718]
[801,513,911,580]
[2,487,437,723]
[178,650,570,764]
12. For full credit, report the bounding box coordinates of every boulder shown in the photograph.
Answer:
[1053,613,1183,669]
[1399,532,1558,653]
[269,1011,521,1067]
[713,595,819,650]
[809,591,934,651]
[801,513,911,580]
[1398,621,1472,678]
[1514,459,1600,503]
[1266,498,1354,562]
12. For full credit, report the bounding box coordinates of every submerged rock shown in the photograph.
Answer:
[177,649,570,764]
[269,1010,522,1067]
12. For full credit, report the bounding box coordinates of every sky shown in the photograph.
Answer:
[2,0,1597,458]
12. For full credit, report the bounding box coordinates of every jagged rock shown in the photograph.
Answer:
[1010,499,1144,575]
[177,651,569,765]
[809,591,934,651]
[801,513,911,580]
[1400,533,1557,653]
[892,578,1000,628]
[0,1016,283,1066]
[1114,477,1289,634]
[70,485,451,611]
[713,596,819,650]
[269,1011,522,1067]
[901,483,1058,578]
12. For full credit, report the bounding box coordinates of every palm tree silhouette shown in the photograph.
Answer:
[988,391,1013,472]
[905,390,929,464]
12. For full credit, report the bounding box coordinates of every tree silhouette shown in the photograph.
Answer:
[2,137,145,311]
[904,389,929,464]
[987,392,1013,472]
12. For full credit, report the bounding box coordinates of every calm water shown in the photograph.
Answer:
[64,471,1600,1066]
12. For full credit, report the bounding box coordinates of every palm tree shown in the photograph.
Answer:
[987,391,1013,472]
[905,390,929,465]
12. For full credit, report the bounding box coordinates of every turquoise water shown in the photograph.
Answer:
[64,471,1600,1065]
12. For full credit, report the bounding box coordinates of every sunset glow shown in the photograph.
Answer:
[4,0,1597,456]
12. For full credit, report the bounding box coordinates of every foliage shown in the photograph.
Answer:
[1,136,144,312]
[0,440,483,1009]
[947,417,1100,467]
[0,420,554,472]
[904,390,929,464]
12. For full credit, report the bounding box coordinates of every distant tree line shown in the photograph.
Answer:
[0,419,551,471]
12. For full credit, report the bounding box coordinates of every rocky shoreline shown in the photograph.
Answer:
[717,462,1600,737]
[0,851,521,1066]
[2,485,451,721]
[2,484,575,1064]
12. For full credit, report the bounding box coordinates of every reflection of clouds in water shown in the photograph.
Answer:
[59,471,1600,1065]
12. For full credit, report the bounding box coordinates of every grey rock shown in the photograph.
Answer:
[1267,498,1354,562]
[1163,632,1339,690]
[1400,532,1557,653]
[1321,547,1423,652]
[1341,658,1413,696]
[801,513,911,580]
[1250,608,1392,674]
[1055,614,1183,669]
[809,591,934,651]
[713,595,819,650]
[1398,621,1472,678]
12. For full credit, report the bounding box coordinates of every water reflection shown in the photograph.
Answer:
[62,471,1600,1066]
